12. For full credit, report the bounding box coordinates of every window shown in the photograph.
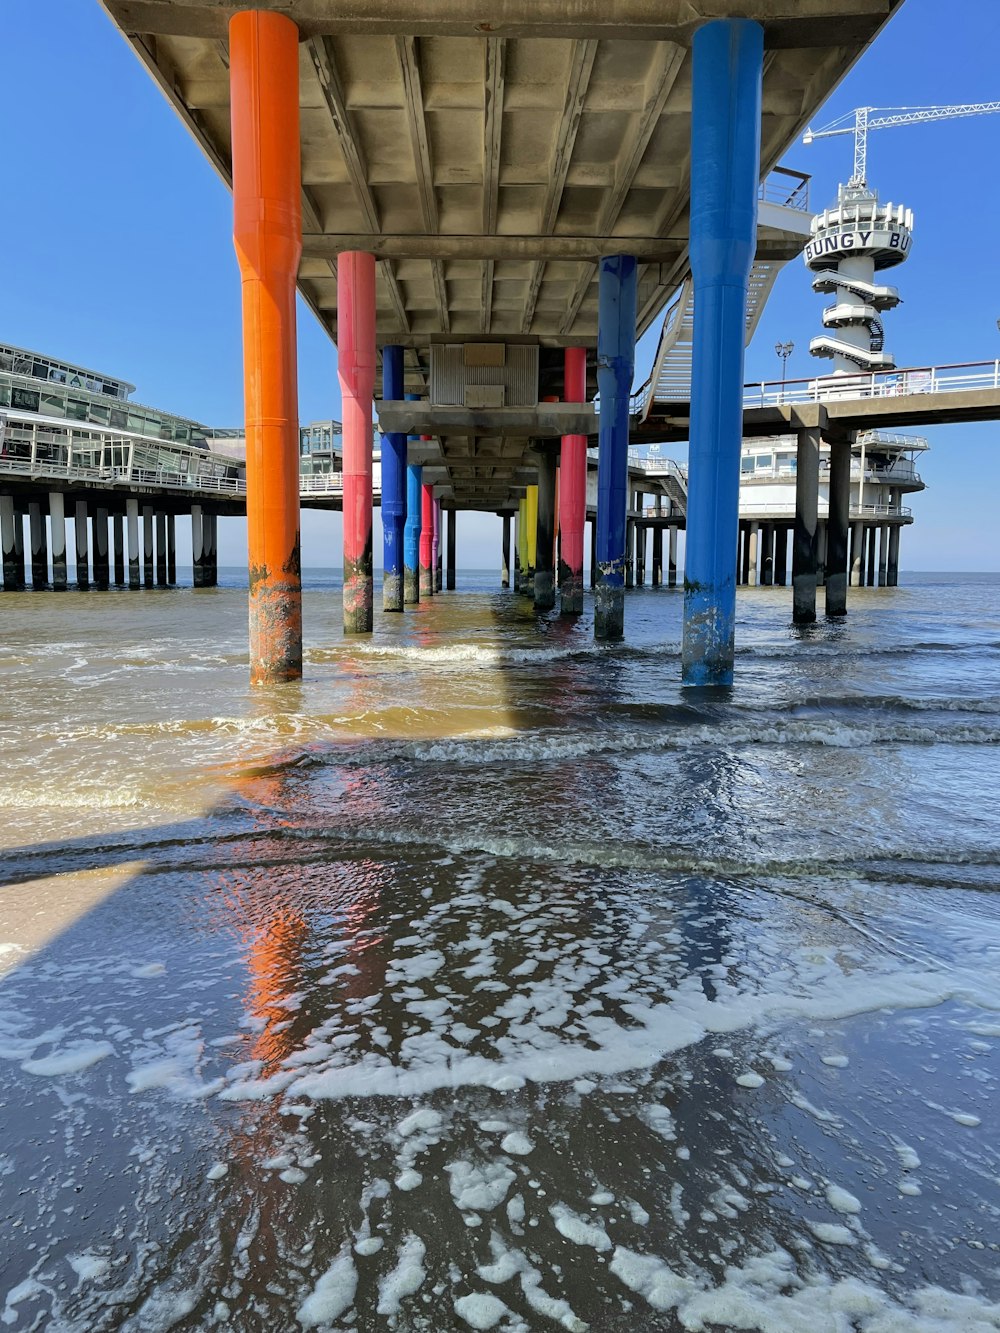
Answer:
[12,387,40,412]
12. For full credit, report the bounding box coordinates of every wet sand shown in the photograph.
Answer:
[1,573,999,1329]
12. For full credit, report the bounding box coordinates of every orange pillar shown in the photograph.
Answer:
[230,11,302,684]
[338,251,376,633]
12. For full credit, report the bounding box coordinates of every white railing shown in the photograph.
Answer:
[0,453,245,495]
[856,428,929,451]
[742,360,1000,410]
[741,461,921,485]
[857,503,912,518]
[300,472,345,494]
[740,500,912,518]
[0,451,364,501]
[631,457,686,478]
[587,446,683,474]
[758,166,811,212]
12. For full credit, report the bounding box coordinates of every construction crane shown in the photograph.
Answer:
[803,102,1000,190]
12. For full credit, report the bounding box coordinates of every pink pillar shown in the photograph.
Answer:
[419,483,435,597]
[338,251,376,634]
[432,498,442,591]
[559,346,588,615]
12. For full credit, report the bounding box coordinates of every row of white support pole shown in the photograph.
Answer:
[1,495,209,591]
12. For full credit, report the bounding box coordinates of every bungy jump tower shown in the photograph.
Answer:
[746,177,928,589]
[804,184,913,374]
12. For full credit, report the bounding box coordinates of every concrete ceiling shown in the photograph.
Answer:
[99,1,902,508]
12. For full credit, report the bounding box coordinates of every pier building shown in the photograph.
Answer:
[734,428,924,589]
[0,345,350,592]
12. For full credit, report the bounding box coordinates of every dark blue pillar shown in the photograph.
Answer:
[681,19,763,686]
[594,254,638,641]
[403,393,422,605]
[381,345,406,612]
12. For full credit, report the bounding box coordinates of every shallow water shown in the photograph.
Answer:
[1,570,999,1330]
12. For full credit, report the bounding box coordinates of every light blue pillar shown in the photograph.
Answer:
[594,254,638,641]
[381,345,406,612]
[403,392,422,605]
[681,19,763,686]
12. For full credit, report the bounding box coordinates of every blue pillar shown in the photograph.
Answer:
[594,254,638,641]
[681,19,763,685]
[381,345,406,612]
[403,393,422,605]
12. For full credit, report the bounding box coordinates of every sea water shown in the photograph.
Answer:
[0,571,998,1330]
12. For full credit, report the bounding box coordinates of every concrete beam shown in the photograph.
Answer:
[522,39,598,334]
[103,3,896,43]
[382,404,598,437]
[302,234,688,263]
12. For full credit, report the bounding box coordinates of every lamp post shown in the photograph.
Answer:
[775,340,794,396]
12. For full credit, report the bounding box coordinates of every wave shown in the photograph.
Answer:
[309,639,680,668]
[737,638,1000,659]
[727,693,1000,717]
[302,717,1000,767]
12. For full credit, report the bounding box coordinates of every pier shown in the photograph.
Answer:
[1,6,996,677]
[81,0,917,686]
[3,7,1000,1331]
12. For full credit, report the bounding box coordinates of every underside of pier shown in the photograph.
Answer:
[100,0,899,512]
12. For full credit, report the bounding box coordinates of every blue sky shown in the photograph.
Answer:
[3,0,998,569]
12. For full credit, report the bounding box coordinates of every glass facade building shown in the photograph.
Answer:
[0,344,342,470]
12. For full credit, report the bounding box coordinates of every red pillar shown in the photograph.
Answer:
[339,251,376,633]
[559,346,587,615]
[419,483,435,597]
[230,10,302,682]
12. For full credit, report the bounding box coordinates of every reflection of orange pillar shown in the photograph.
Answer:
[230,11,303,683]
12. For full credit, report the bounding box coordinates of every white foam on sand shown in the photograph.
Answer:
[447,1161,516,1214]
[454,1292,511,1329]
[474,1233,588,1332]
[550,1203,612,1253]
[500,1132,534,1157]
[67,1252,110,1284]
[219,939,996,1104]
[296,1247,357,1328]
[376,1234,426,1316]
[735,1071,765,1088]
[890,1137,921,1171]
[825,1184,862,1215]
[809,1222,856,1246]
[20,1040,114,1077]
[610,1243,1000,1330]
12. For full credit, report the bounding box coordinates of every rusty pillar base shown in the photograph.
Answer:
[595,577,624,641]
[249,581,303,685]
[383,569,403,613]
[344,551,374,635]
[559,563,583,616]
[404,566,420,604]
[534,570,555,611]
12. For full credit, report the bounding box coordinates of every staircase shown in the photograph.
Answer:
[640,259,785,419]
